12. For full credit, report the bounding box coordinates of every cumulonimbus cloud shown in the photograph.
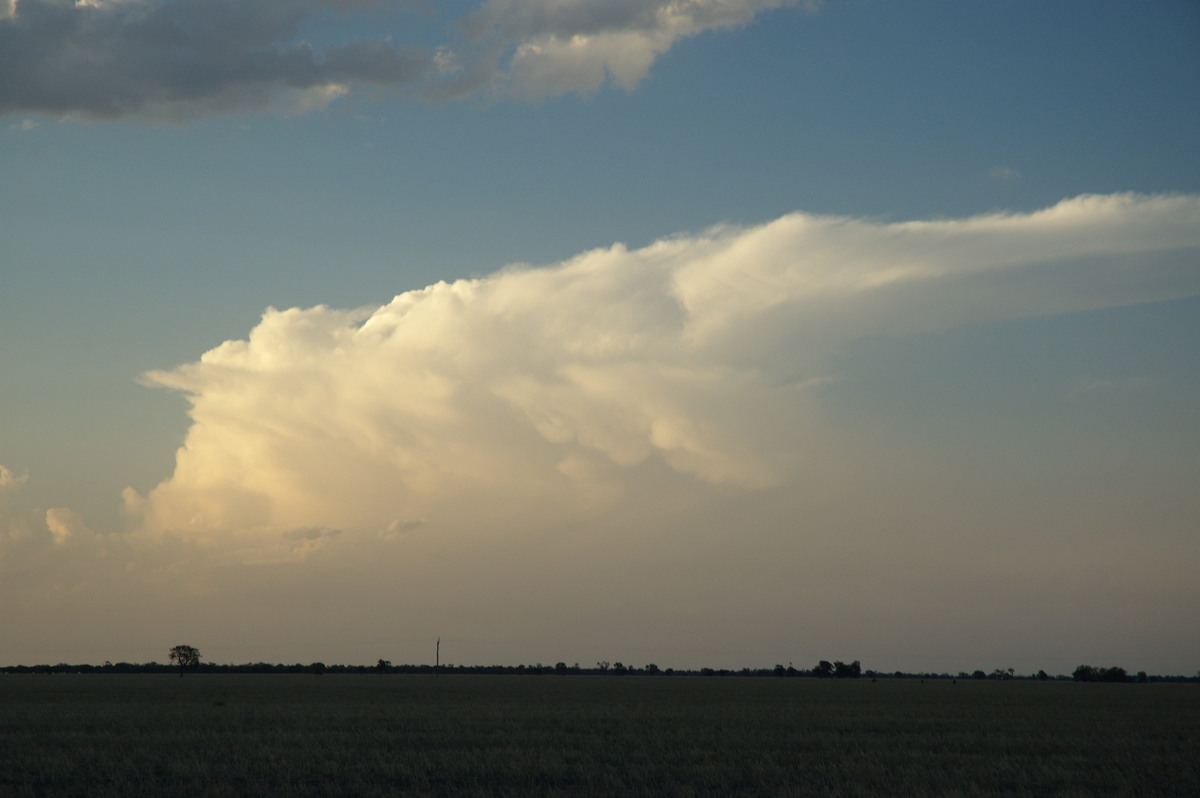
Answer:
[0,0,813,119]
[125,193,1200,561]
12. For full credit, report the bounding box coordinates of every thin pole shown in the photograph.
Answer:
[436,637,440,677]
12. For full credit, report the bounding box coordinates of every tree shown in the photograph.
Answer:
[376,659,392,674]
[168,645,201,678]
[813,660,834,678]
[833,660,861,679]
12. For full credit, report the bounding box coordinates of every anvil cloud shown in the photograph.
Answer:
[122,193,1200,562]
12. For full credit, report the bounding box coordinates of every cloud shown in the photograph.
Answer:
[448,0,812,100]
[1,467,99,556]
[0,0,816,119]
[124,193,1200,563]
[44,507,93,546]
[0,0,431,120]
[0,464,28,501]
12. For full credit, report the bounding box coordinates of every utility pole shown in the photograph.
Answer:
[436,637,440,677]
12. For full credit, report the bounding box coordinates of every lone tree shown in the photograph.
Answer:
[168,645,201,678]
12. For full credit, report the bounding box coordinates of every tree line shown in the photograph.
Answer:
[3,649,1197,683]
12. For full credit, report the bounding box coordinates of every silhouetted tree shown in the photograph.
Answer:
[376,659,392,674]
[813,660,834,678]
[311,662,326,676]
[833,660,861,678]
[168,645,201,678]
[1036,670,1049,681]
[1100,666,1128,683]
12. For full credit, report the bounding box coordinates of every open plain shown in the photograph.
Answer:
[2,674,1197,796]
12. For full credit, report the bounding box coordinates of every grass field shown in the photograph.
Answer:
[2,674,1197,796]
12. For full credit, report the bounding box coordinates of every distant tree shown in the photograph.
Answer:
[833,660,861,679]
[1036,670,1049,681]
[168,645,201,678]
[611,662,628,676]
[596,661,610,673]
[972,670,987,680]
[1136,671,1147,683]
[555,662,568,675]
[311,662,326,676]
[813,660,834,678]
[1099,666,1128,683]
[644,663,660,675]
[376,659,392,674]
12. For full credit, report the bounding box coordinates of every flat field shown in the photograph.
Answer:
[1,674,1197,796]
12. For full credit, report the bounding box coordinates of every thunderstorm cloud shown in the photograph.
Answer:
[3,193,1199,668]
[124,193,1200,564]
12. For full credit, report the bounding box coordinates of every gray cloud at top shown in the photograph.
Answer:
[0,0,431,119]
[0,0,807,119]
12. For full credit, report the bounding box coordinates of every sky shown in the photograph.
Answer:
[1,0,1199,675]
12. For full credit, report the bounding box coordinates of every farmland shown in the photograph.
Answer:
[2,674,1197,796]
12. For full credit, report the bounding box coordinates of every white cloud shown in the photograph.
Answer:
[0,464,28,500]
[2,197,1198,669]
[455,0,810,99]
[124,193,1200,564]
[44,507,93,547]
[1,468,100,557]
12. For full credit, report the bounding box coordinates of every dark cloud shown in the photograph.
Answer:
[0,0,813,117]
[0,0,431,119]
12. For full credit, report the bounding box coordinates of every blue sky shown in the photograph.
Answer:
[2,0,1199,672]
